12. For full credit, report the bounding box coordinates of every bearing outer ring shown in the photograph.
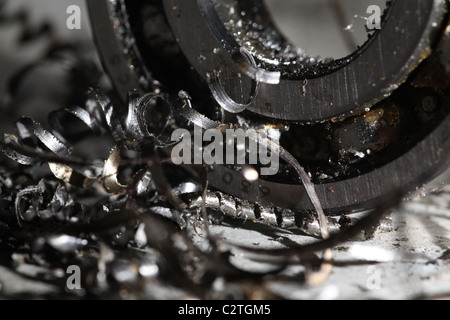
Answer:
[163,0,446,122]
[88,0,450,214]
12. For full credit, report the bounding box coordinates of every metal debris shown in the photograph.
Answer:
[0,0,449,301]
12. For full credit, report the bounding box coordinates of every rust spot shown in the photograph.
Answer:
[363,108,385,124]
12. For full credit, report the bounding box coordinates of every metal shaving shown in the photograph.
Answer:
[0,0,449,300]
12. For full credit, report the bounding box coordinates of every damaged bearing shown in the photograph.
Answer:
[88,0,450,214]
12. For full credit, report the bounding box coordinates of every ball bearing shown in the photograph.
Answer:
[88,0,450,214]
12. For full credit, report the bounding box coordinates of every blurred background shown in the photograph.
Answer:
[265,0,387,58]
[0,0,97,131]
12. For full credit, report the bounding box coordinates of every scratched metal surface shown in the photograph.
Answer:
[0,0,449,300]
[204,198,450,300]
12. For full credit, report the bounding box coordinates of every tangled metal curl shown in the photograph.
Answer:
[0,83,403,297]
